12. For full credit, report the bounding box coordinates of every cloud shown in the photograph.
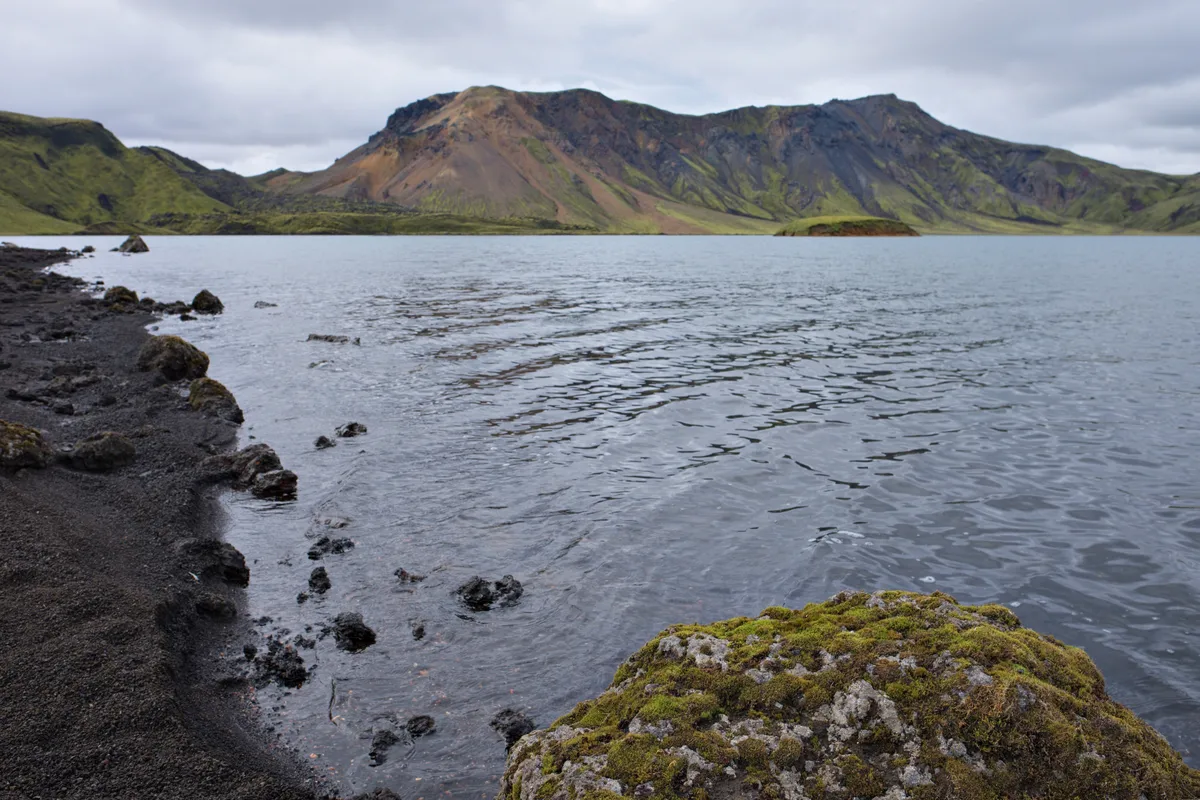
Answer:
[2,0,1197,174]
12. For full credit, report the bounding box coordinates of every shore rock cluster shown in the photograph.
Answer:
[204,442,298,501]
[499,591,1200,800]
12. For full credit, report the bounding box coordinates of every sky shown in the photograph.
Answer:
[2,0,1198,176]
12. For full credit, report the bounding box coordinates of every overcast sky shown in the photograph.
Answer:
[3,0,1198,176]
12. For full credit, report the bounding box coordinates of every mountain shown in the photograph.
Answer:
[2,90,1198,235]
[0,111,228,234]
[267,86,1200,234]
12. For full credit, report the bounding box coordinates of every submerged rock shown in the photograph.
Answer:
[251,469,297,501]
[308,567,331,594]
[65,431,136,472]
[491,709,536,749]
[308,333,360,345]
[188,377,244,423]
[191,289,224,315]
[137,334,209,381]
[0,420,53,469]
[253,635,307,688]
[314,435,337,450]
[336,422,368,438]
[116,234,149,253]
[457,575,523,612]
[253,300,277,309]
[369,729,402,766]
[308,536,355,560]
[500,591,1200,800]
[406,715,436,738]
[330,612,376,652]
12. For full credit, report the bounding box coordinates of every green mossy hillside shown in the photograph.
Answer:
[500,591,1200,800]
[776,216,920,237]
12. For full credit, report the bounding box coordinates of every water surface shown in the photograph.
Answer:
[40,234,1200,796]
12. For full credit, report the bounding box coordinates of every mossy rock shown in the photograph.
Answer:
[191,289,224,315]
[66,431,136,472]
[500,591,1200,800]
[103,285,139,305]
[0,420,52,468]
[188,377,243,423]
[137,334,209,381]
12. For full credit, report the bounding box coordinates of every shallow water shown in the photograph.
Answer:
[38,234,1200,795]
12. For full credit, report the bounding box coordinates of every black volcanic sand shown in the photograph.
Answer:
[0,247,367,800]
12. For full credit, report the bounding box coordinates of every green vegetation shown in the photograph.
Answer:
[776,215,920,236]
[500,591,1200,800]
[144,211,596,235]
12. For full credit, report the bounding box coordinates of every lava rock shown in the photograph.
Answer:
[195,593,237,620]
[251,469,298,501]
[0,420,53,468]
[103,285,139,306]
[369,730,402,766]
[395,568,426,583]
[116,234,149,254]
[308,536,354,560]
[81,245,95,254]
[179,313,196,321]
[491,709,536,749]
[253,636,307,688]
[336,422,368,438]
[65,431,136,472]
[314,435,337,450]
[307,333,359,344]
[136,334,209,381]
[457,575,523,612]
[52,401,74,416]
[253,300,277,309]
[410,621,426,641]
[308,567,331,594]
[188,377,244,423]
[191,289,224,315]
[406,715,436,738]
[330,612,376,652]
[181,539,250,587]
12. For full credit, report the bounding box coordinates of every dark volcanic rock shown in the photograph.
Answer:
[253,636,307,688]
[136,335,209,381]
[251,469,297,501]
[369,729,402,766]
[188,377,244,423]
[308,536,354,560]
[394,568,426,583]
[491,709,536,749]
[156,300,191,315]
[307,333,358,344]
[81,245,95,254]
[336,422,368,438]
[181,539,250,587]
[116,234,149,254]
[0,420,53,468]
[195,593,237,620]
[314,435,336,450]
[103,285,138,306]
[406,715,436,738]
[254,300,278,309]
[308,567,331,594]
[457,575,523,611]
[330,612,376,652]
[65,431,136,472]
[191,289,224,315]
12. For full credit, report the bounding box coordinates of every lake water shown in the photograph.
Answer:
[35,234,1200,796]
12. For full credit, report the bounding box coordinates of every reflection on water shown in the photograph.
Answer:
[47,234,1200,797]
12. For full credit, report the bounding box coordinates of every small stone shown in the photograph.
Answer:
[395,568,426,583]
[254,300,278,309]
[406,715,436,737]
[307,536,354,560]
[309,567,331,594]
[314,435,337,450]
[336,422,368,438]
[330,612,376,652]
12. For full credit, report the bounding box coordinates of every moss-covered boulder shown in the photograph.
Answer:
[117,234,149,253]
[103,285,139,306]
[66,432,136,472]
[191,289,224,315]
[188,377,244,423]
[137,334,209,381]
[0,420,53,468]
[500,591,1200,800]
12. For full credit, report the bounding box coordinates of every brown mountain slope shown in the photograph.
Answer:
[268,86,1198,234]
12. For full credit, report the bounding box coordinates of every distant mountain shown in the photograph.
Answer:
[269,86,1200,234]
[2,90,1198,235]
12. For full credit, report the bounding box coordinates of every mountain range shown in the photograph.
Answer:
[3,87,1199,235]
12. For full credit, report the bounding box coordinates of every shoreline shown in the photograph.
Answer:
[0,246,336,799]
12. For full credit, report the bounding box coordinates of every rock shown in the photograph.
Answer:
[350,790,402,800]
[314,435,336,450]
[253,300,277,309]
[0,420,53,469]
[52,401,74,416]
[406,715,436,738]
[410,621,426,640]
[65,432,136,472]
[499,591,1200,800]
[307,334,358,344]
[188,377,244,423]
[308,567,331,594]
[179,313,196,322]
[394,568,426,583]
[195,593,236,620]
[202,443,284,488]
[251,469,297,501]
[253,636,307,688]
[191,289,224,315]
[369,729,402,766]
[181,539,249,586]
[103,286,138,306]
[137,335,209,381]
[117,234,149,253]
[81,245,95,254]
[330,612,376,652]
[457,575,523,612]
[336,422,368,438]
[307,536,354,560]
[156,300,190,315]
[491,709,536,749]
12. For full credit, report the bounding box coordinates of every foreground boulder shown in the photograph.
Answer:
[116,234,149,253]
[0,420,53,469]
[103,285,138,307]
[137,335,209,381]
[188,377,244,423]
[457,575,523,611]
[500,591,1200,800]
[65,432,136,471]
[329,612,376,652]
[191,289,224,315]
[252,469,297,500]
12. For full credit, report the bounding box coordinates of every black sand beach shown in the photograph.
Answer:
[0,246,333,799]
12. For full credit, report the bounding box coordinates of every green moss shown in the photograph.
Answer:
[776,215,920,237]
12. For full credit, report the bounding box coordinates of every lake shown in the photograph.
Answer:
[36,234,1200,797]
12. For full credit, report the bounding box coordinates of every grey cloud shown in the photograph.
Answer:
[2,0,1198,174]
